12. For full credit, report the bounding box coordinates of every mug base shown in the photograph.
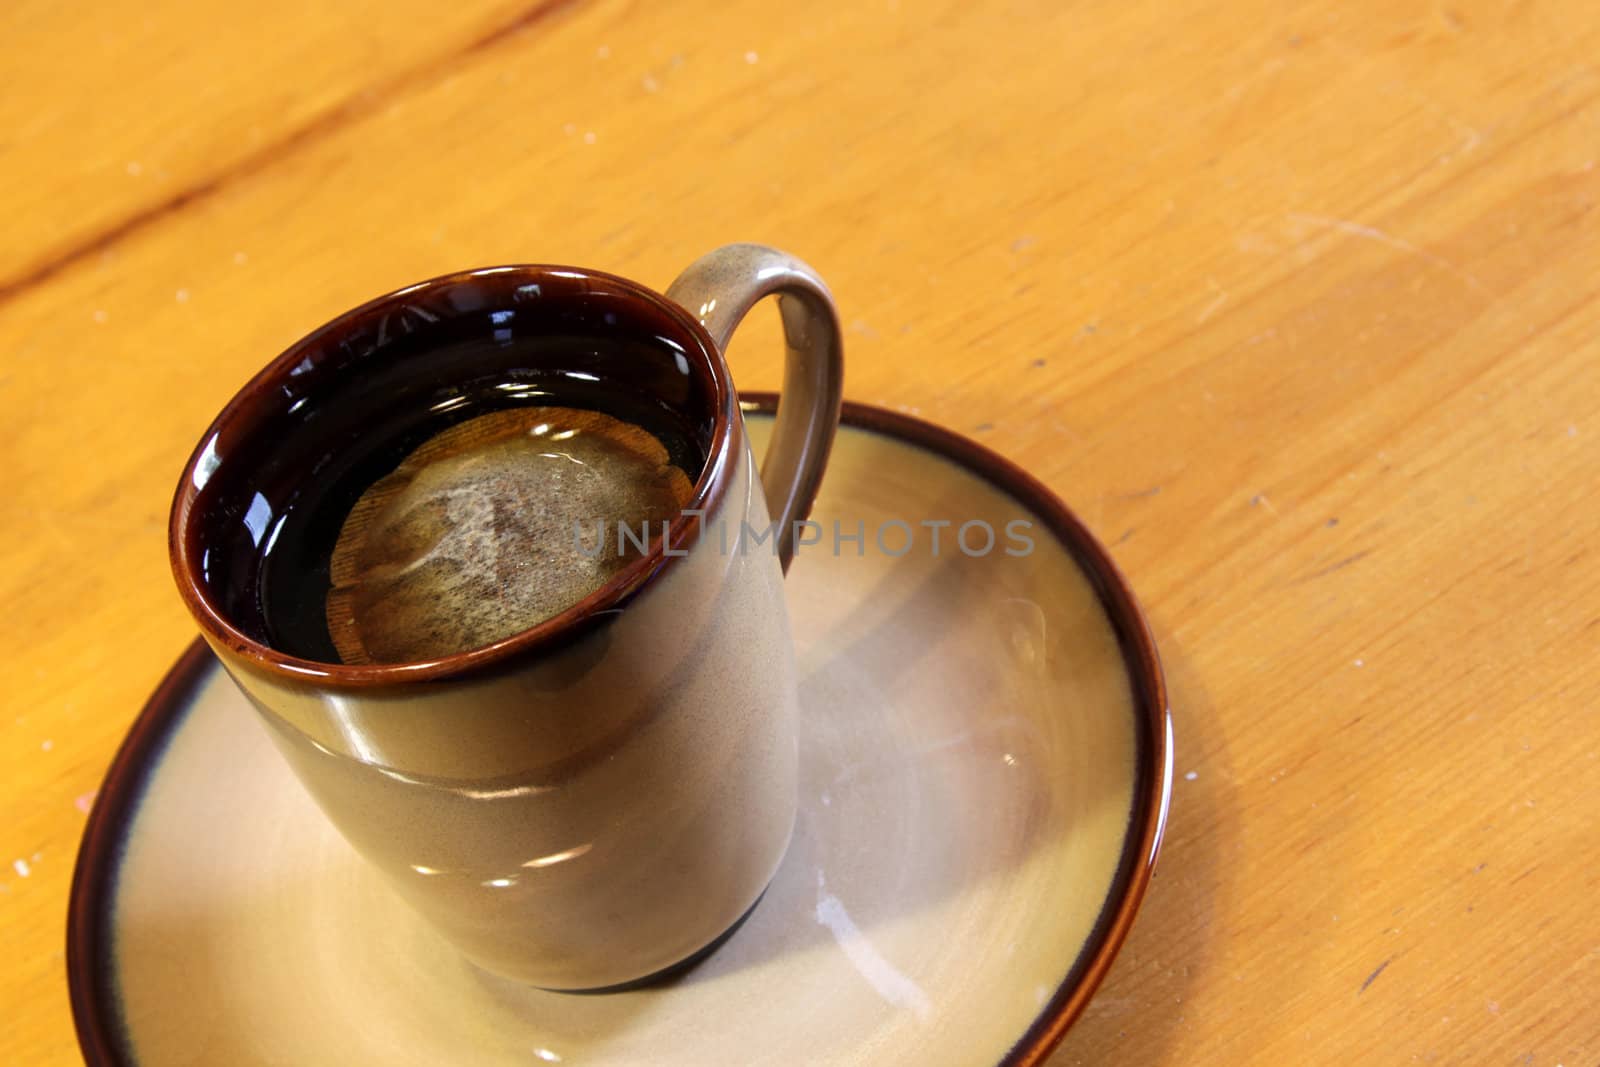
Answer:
[536,887,769,995]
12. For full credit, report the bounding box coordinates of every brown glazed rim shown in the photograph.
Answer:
[72,394,1172,1067]
[168,264,740,688]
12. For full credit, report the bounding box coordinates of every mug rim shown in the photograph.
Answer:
[168,264,739,689]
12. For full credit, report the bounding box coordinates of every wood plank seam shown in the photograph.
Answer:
[0,0,587,310]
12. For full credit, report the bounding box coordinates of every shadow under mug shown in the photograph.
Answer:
[168,244,844,990]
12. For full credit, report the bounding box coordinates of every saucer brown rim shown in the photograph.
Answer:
[71,394,1173,1066]
[168,264,740,689]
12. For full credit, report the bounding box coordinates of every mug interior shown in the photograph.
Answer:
[170,266,733,682]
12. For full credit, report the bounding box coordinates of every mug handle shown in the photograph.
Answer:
[667,244,844,572]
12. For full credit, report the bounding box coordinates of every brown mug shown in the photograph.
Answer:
[168,244,844,990]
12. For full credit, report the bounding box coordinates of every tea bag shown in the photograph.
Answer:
[327,407,695,665]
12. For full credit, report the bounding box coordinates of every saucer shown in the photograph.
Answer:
[69,395,1171,1066]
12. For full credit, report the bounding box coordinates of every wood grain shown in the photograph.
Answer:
[3,0,1597,1061]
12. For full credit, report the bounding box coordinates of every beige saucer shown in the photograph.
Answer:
[69,397,1171,1066]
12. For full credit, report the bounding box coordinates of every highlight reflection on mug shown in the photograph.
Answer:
[574,516,1037,558]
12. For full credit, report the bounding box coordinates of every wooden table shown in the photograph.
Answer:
[4,0,1596,1061]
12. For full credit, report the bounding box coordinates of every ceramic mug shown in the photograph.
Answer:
[168,244,844,990]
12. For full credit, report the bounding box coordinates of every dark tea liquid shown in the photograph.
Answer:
[201,333,709,665]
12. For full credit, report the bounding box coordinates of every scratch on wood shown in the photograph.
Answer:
[1295,549,1372,584]
[1249,493,1280,517]
[1359,958,1391,993]
[1287,213,1492,296]
[1195,289,1229,324]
